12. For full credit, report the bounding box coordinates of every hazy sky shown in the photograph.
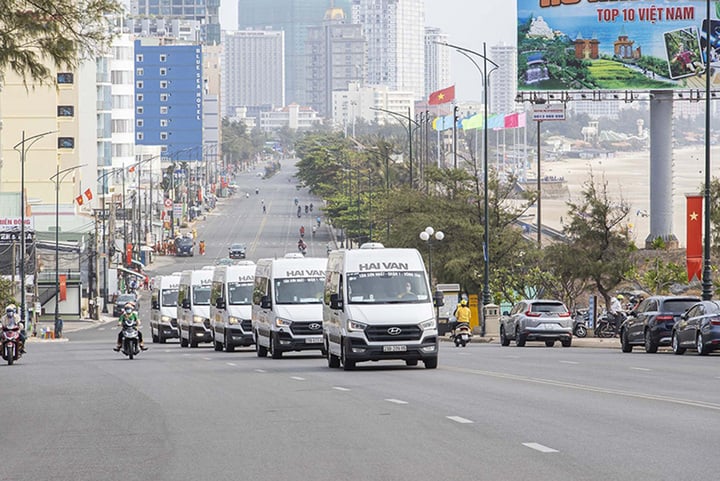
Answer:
[218,1,517,101]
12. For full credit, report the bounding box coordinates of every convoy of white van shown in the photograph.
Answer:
[148,243,441,369]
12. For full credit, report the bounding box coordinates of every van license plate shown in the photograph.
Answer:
[383,345,407,352]
[306,337,323,344]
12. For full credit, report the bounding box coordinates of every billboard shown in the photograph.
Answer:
[517,0,719,90]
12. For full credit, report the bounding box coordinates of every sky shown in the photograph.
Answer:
[218,1,517,102]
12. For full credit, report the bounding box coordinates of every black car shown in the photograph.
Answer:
[175,236,194,257]
[113,293,139,317]
[672,300,720,355]
[620,295,700,353]
[228,243,246,259]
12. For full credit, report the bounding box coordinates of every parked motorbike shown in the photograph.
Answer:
[450,322,472,347]
[573,309,588,338]
[594,312,625,338]
[1,319,23,365]
[120,317,141,360]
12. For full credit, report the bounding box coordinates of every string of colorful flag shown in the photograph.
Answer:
[427,85,527,132]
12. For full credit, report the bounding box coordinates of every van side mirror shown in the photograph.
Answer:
[433,291,444,307]
[182,299,191,309]
[216,298,226,309]
[260,295,271,309]
[151,300,159,310]
[330,293,343,310]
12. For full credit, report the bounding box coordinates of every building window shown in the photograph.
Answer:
[160,119,168,127]
[160,80,168,89]
[160,106,168,114]
[57,106,74,117]
[160,93,169,102]
[136,119,144,127]
[136,106,143,115]
[57,73,74,84]
[136,132,144,141]
[58,137,75,149]
[136,54,143,62]
[160,68,167,76]
[136,93,144,102]
[159,54,167,62]
[136,68,144,76]
[160,132,168,140]
[136,80,144,89]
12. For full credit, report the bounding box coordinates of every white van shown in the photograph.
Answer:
[177,267,215,347]
[150,273,181,343]
[323,243,439,369]
[210,261,256,352]
[252,254,326,359]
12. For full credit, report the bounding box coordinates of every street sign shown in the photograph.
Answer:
[164,198,173,209]
[532,104,566,122]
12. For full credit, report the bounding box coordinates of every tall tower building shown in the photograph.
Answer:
[237,0,353,105]
[424,27,451,98]
[306,6,366,118]
[131,0,221,45]
[222,30,285,116]
[489,43,518,115]
[351,0,425,100]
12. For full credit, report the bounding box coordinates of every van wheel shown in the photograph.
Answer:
[500,326,510,346]
[328,349,340,368]
[152,331,159,343]
[214,339,223,351]
[270,334,283,359]
[224,331,235,352]
[256,333,267,357]
[189,329,198,348]
[545,341,555,347]
[341,341,355,371]
[180,332,188,348]
[158,330,165,344]
[424,357,438,369]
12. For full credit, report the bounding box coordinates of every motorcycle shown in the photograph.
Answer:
[297,207,302,218]
[572,309,588,338]
[1,319,23,365]
[120,317,141,360]
[594,312,624,338]
[450,322,472,347]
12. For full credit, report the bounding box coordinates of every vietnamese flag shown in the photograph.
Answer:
[84,188,93,201]
[428,85,455,105]
[686,195,703,282]
[59,275,67,302]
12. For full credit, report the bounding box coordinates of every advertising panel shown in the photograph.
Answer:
[517,0,719,91]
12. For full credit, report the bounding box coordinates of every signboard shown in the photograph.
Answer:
[518,0,718,90]
[164,198,173,209]
[532,103,566,121]
[0,217,33,231]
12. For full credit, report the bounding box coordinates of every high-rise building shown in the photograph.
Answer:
[424,27,451,99]
[237,0,353,105]
[131,0,221,45]
[306,6,366,118]
[222,30,285,116]
[351,0,425,100]
[489,43,518,115]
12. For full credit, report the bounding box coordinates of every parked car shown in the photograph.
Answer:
[500,299,573,347]
[620,295,700,353]
[672,300,720,355]
[228,243,246,259]
[113,292,139,317]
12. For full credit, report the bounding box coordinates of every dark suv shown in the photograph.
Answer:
[228,243,246,259]
[619,295,700,353]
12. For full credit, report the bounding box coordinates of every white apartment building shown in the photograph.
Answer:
[424,27,451,99]
[259,104,323,132]
[489,43,518,116]
[222,30,285,116]
[332,82,415,130]
[351,0,425,100]
[110,33,136,179]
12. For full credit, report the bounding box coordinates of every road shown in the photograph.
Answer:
[3,162,719,481]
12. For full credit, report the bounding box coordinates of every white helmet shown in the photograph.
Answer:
[5,304,17,315]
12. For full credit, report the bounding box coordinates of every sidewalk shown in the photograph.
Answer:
[444,334,621,349]
[26,315,115,343]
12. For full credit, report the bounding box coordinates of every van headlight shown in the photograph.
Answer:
[193,316,204,323]
[228,316,239,325]
[348,320,367,332]
[419,318,436,330]
[161,315,172,322]
[275,317,292,327]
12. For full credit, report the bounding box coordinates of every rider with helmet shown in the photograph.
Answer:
[1,304,26,353]
[113,302,147,352]
[452,299,472,333]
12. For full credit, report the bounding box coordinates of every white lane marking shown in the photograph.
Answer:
[333,387,351,391]
[203,357,212,361]
[447,416,474,424]
[291,376,305,381]
[523,443,558,453]
[182,353,191,357]
[559,360,579,365]
[164,350,173,353]
[254,369,266,373]
[385,398,408,405]
[226,362,237,367]
[98,328,105,331]
[631,367,652,372]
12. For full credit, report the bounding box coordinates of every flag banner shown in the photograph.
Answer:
[488,115,504,129]
[462,114,484,130]
[59,275,67,302]
[517,112,527,128]
[128,165,136,173]
[686,194,703,282]
[505,113,520,129]
[428,85,455,105]
[84,188,93,201]
[75,195,84,206]
[433,114,455,132]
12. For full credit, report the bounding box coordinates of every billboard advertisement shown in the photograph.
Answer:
[517,0,720,90]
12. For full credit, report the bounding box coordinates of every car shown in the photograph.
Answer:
[672,300,720,355]
[215,257,235,266]
[113,292,139,317]
[228,243,246,259]
[619,295,700,353]
[500,299,573,347]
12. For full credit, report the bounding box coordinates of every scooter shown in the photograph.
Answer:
[572,309,588,338]
[1,319,23,365]
[120,317,141,360]
[450,322,472,347]
[594,312,624,338]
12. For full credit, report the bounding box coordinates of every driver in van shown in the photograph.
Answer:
[398,281,417,300]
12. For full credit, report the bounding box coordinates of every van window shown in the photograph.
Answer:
[192,285,211,305]
[161,289,178,307]
[274,277,324,304]
[253,276,268,305]
[347,271,429,303]
[228,282,253,305]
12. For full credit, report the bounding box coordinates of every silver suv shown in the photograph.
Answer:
[500,299,573,347]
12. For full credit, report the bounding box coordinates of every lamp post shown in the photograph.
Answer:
[13,129,57,323]
[50,163,86,326]
[702,0,714,300]
[419,226,444,288]
[370,106,420,186]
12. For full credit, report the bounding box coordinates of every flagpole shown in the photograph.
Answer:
[452,102,458,169]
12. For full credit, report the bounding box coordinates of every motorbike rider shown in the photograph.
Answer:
[1,304,26,353]
[452,299,472,334]
[297,238,307,254]
[113,302,147,352]
[609,294,625,333]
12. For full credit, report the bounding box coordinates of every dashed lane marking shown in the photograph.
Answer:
[559,360,579,365]
[447,416,474,424]
[333,387,351,391]
[291,376,306,381]
[254,369,266,373]
[523,442,559,453]
[226,362,237,367]
[630,367,652,371]
[385,399,408,405]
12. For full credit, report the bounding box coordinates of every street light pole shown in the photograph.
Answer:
[419,226,444,288]
[370,106,420,186]
[702,0,714,300]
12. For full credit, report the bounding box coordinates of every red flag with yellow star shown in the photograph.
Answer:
[428,85,455,105]
[686,194,703,282]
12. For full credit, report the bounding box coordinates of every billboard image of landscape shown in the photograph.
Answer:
[517,0,720,90]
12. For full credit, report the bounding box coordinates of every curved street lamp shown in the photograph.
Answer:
[419,226,444,288]
[370,106,420,186]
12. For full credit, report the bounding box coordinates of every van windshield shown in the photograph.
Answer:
[161,289,178,307]
[192,286,211,305]
[228,282,253,305]
[347,271,430,304]
[274,278,324,304]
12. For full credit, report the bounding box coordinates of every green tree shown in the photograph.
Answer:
[0,0,122,85]
[0,277,17,308]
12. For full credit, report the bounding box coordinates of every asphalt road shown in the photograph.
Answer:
[3,163,719,481]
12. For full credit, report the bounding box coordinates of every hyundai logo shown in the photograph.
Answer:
[387,327,402,336]
[309,323,322,330]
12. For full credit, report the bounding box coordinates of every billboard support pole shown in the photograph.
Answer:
[702,0,714,300]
